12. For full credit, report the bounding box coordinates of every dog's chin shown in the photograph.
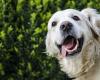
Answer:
[56,35,84,58]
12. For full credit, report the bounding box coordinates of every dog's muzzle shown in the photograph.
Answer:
[56,22,84,56]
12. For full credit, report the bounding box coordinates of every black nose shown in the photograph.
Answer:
[60,21,73,32]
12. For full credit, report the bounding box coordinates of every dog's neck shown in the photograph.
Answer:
[74,40,100,80]
[74,56,100,80]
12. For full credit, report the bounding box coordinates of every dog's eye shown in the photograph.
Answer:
[72,15,80,21]
[52,21,57,27]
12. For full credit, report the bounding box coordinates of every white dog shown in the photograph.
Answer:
[46,8,100,80]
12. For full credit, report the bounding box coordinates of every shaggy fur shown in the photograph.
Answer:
[46,8,100,80]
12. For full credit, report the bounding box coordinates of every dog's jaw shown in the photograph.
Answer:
[56,35,84,58]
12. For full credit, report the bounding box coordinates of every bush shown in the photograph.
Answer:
[0,0,100,80]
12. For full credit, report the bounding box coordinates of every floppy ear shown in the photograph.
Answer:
[81,8,100,40]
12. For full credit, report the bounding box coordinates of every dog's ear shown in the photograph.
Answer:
[81,8,100,40]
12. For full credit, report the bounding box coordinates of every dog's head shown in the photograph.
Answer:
[46,8,100,77]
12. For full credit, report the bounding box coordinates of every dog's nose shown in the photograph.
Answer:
[60,21,73,32]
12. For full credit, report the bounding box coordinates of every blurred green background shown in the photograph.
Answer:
[0,0,100,80]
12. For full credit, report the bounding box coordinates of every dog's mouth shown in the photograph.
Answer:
[57,35,84,57]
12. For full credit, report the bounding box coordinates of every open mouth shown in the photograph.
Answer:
[57,35,84,57]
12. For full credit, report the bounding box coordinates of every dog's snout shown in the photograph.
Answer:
[60,21,73,32]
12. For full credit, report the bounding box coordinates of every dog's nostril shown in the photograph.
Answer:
[67,22,73,27]
[60,24,66,31]
[60,22,73,31]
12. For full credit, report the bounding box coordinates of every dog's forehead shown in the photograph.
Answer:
[51,9,81,19]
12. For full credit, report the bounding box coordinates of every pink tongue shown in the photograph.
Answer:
[61,39,75,57]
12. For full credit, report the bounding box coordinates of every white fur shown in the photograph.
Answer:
[46,8,100,80]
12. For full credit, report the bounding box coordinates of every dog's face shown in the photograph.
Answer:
[46,8,100,77]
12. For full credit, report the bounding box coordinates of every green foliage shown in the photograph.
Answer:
[0,0,100,80]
